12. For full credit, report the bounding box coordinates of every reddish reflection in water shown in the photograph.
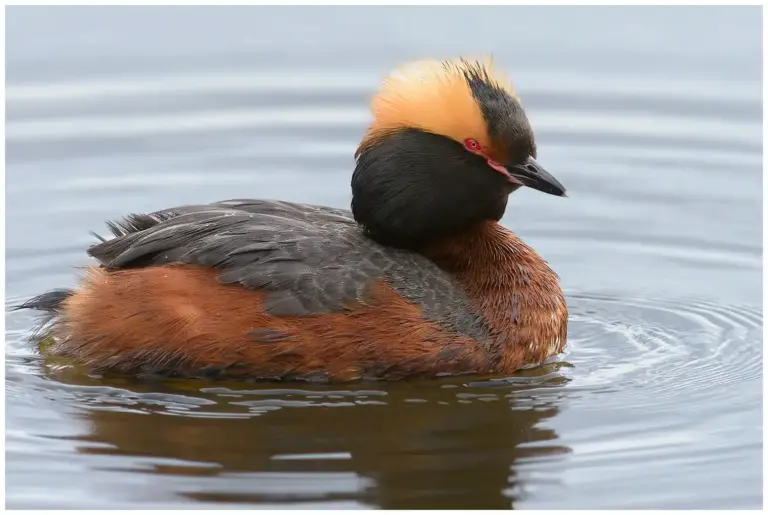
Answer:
[54,372,570,509]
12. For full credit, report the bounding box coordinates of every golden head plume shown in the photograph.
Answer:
[359,56,516,154]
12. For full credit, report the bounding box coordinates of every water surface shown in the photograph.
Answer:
[5,6,762,509]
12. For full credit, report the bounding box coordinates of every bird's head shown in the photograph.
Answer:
[351,57,566,249]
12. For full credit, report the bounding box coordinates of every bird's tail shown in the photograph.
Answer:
[15,289,74,342]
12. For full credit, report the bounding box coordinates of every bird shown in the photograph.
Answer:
[19,57,568,383]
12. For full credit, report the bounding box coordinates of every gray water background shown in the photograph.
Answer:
[5,6,763,509]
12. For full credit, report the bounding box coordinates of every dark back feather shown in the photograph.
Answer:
[87,199,493,341]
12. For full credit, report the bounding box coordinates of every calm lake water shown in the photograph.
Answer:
[5,6,763,509]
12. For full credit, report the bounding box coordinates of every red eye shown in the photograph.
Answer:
[464,138,480,152]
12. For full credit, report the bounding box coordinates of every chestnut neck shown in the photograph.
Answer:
[419,221,536,282]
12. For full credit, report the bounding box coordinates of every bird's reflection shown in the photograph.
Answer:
[47,365,571,509]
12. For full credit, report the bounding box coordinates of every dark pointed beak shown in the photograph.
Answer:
[506,157,567,197]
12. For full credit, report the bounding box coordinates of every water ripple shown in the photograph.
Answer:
[560,293,762,406]
[5,27,762,509]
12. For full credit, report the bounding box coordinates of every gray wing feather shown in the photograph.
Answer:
[87,199,492,342]
[89,200,401,314]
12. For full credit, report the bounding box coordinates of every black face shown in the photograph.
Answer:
[352,129,515,249]
[462,63,537,165]
[351,68,565,250]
